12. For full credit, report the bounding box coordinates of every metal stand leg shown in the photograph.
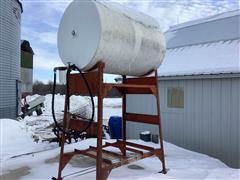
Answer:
[53,64,167,180]
[122,75,126,156]
[57,135,65,180]
[96,65,104,180]
[155,71,167,174]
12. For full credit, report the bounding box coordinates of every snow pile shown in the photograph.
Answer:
[21,94,40,104]
[25,94,122,121]
[21,95,122,141]
[24,94,122,129]
[42,94,92,118]
[23,94,92,126]
[21,94,93,141]
[0,119,52,161]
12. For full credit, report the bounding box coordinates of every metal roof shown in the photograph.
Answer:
[158,39,240,77]
[165,9,240,49]
[168,10,240,31]
[21,40,34,54]
[16,0,23,13]
[158,10,240,77]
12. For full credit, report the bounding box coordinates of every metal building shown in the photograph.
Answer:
[126,10,240,168]
[0,0,23,119]
[21,40,34,94]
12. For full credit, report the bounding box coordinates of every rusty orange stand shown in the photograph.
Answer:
[54,62,166,180]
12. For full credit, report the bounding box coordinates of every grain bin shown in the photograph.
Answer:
[0,0,23,119]
[58,0,166,76]
[21,40,34,93]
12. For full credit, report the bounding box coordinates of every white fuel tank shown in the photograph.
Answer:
[58,0,166,76]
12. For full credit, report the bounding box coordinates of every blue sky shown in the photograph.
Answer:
[21,0,239,83]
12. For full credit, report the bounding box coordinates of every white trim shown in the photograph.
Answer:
[158,73,240,81]
[168,9,240,32]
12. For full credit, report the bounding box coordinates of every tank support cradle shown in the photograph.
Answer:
[53,62,167,180]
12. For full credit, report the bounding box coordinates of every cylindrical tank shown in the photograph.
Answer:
[58,0,166,76]
[0,0,23,118]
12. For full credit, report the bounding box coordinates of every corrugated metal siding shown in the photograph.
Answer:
[0,79,17,118]
[126,77,240,168]
[0,80,16,107]
[126,95,158,139]
[0,107,17,119]
[0,0,21,119]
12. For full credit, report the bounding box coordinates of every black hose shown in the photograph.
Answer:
[52,69,64,133]
[52,65,95,139]
[72,65,95,133]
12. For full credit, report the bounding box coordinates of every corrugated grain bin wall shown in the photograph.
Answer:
[0,0,23,119]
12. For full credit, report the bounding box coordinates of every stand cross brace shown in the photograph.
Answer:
[53,62,167,180]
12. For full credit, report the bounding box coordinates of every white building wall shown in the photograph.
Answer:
[126,75,240,168]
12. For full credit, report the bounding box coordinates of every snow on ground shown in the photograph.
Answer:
[0,119,57,161]
[21,94,122,141]
[0,139,239,180]
[0,95,239,179]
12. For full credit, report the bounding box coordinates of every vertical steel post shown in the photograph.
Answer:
[57,89,69,179]
[122,75,126,156]
[155,70,166,174]
[96,63,104,179]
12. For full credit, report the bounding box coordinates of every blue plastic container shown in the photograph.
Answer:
[108,116,122,139]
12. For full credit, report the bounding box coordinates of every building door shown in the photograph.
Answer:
[16,80,22,116]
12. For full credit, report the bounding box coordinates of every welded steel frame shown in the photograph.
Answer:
[53,62,166,180]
